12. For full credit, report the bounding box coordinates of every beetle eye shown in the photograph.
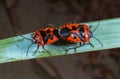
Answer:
[78,33,84,41]
[35,37,40,43]
[81,33,84,37]
[89,31,93,38]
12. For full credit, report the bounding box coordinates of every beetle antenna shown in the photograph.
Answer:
[20,35,32,41]
[92,36,103,47]
[18,34,33,42]
[26,43,34,56]
[92,21,100,33]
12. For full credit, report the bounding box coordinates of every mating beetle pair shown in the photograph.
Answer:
[21,22,103,56]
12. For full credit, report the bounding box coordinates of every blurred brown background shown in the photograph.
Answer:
[0,0,120,79]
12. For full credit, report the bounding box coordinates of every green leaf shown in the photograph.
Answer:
[0,18,120,64]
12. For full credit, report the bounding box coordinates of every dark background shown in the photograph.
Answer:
[0,0,120,79]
